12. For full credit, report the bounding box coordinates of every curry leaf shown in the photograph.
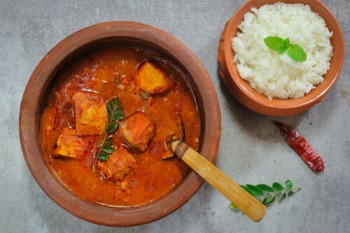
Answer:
[229,180,300,210]
[272,182,284,192]
[98,153,109,161]
[105,136,113,146]
[264,196,275,205]
[102,145,115,154]
[106,121,118,134]
[246,184,264,196]
[140,90,150,99]
[256,184,274,193]
[280,193,287,202]
[107,97,124,121]
[285,180,293,189]
[93,97,125,167]
[229,203,237,209]
[240,185,253,195]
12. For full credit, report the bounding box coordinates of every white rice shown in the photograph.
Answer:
[232,3,333,99]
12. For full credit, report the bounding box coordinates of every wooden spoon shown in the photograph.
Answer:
[170,139,266,222]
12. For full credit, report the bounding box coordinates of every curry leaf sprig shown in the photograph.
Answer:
[106,97,125,133]
[264,36,307,62]
[97,135,114,161]
[229,180,301,209]
[92,97,125,171]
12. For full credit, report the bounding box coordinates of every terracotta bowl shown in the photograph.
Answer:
[218,0,345,116]
[19,22,221,226]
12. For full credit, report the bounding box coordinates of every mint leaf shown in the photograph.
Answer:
[288,44,307,62]
[264,36,290,54]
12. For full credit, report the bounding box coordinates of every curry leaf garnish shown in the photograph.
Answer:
[256,184,274,193]
[264,36,307,62]
[240,185,253,195]
[140,90,150,99]
[246,184,264,196]
[92,97,125,171]
[272,182,284,192]
[98,153,109,161]
[107,97,124,122]
[229,180,301,210]
[285,180,293,189]
[102,145,115,154]
[106,122,119,134]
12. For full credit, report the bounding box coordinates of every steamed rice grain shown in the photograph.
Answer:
[232,3,333,99]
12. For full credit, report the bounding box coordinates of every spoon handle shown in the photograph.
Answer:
[171,140,266,222]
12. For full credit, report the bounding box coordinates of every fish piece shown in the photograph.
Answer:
[54,128,96,159]
[73,91,108,136]
[136,62,173,95]
[118,112,155,151]
[99,147,137,181]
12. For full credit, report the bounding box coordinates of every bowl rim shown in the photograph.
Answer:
[19,21,221,226]
[221,0,345,116]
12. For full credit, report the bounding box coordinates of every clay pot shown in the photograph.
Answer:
[20,22,221,226]
[218,0,345,116]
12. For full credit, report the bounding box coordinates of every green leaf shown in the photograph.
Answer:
[263,196,275,205]
[246,184,264,196]
[287,191,295,196]
[264,36,290,54]
[98,153,109,161]
[106,121,118,134]
[256,184,274,193]
[240,185,254,196]
[105,136,113,146]
[285,180,293,189]
[272,182,284,192]
[107,97,125,121]
[280,193,287,202]
[229,203,237,209]
[288,44,307,62]
[140,90,150,99]
[229,180,301,212]
[102,145,115,153]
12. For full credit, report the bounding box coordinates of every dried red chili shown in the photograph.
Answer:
[273,121,325,172]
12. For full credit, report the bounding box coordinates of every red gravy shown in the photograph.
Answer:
[40,46,201,206]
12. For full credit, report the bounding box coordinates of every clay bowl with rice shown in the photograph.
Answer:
[20,21,221,226]
[218,0,345,116]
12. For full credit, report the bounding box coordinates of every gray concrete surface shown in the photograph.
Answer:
[1,0,349,232]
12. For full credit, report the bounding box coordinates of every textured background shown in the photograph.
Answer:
[1,0,349,232]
